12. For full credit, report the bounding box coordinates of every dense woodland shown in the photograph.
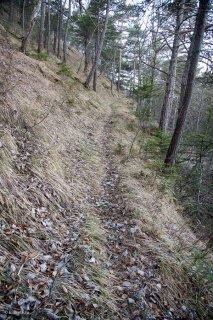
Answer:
[0,0,213,319]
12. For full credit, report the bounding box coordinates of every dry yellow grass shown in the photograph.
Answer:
[0,34,118,318]
[0,27,212,319]
[107,101,213,317]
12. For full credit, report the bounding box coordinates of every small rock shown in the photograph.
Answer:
[128,298,135,304]
[10,264,16,273]
[82,293,91,302]
[42,255,52,261]
[129,257,136,265]
[122,249,128,257]
[133,287,147,300]
[181,305,187,311]
[51,243,57,252]
[117,223,123,228]
[116,286,123,291]
[122,281,132,289]
[40,263,47,272]
[89,257,96,263]
[26,272,36,280]
[30,259,36,267]
[137,270,145,277]
[129,265,137,272]
[130,227,137,234]
[156,283,162,290]
[130,271,137,279]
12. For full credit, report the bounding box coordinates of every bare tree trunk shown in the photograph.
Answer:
[93,8,100,91]
[9,0,14,24]
[63,0,71,63]
[21,0,42,53]
[93,62,98,90]
[38,0,46,53]
[148,51,157,117]
[84,39,90,74]
[111,49,116,93]
[137,36,142,109]
[53,30,57,53]
[132,57,136,92]
[47,0,51,54]
[77,52,84,73]
[57,0,62,58]
[21,0,26,38]
[165,0,210,165]
[117,48,122,92]
[84,0,111,89]
[93,40,98,91]
[159,0,185,131]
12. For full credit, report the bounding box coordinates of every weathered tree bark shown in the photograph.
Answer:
[137,32,142,109]
[53,30,57,54]
[93,8,100,91]
[63,0,71,63]
[117,48,122,92]
[84,39,91,74]
[165,0,210,165]
[21,0,42,53]
[93,40,98,91]
[38,0,46,53]
[149,51,157,117]
[9,0,14,23]
[57,0,62,58]
[111,49,116,93]
[132,57,136,93]
[21,0,26,38]
[84,0,111,89]
[159,0,185,131]
[47,0,51,54]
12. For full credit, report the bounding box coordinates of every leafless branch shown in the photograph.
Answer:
[141,60,168,76]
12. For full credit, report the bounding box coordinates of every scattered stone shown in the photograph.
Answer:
[40,263,47,272]
[130,271,137,279]
[9,264,16,273]
[116,223,123,228]
[116,286,123,292]
[128,298,135,304]
[181,305,187,311]
[137,269,145,277]
[130,226,137,234]
[122,249,128,257]
[133,287,147,301]
[89,257,96,263]
[156,283,162,290]
[122,281,132,289]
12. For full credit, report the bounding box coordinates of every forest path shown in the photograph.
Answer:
[94,103,170,320]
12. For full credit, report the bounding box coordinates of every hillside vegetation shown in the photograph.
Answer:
[0,25,212,320]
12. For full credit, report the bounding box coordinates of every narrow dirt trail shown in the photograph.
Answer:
[96,103,156,319]
[95,103,188,320]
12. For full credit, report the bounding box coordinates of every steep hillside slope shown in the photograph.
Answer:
[0,29,212,320]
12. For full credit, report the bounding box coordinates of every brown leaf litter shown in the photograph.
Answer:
[0,38,212,320]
